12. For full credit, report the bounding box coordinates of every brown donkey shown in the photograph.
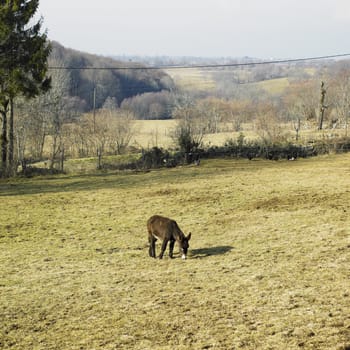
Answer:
[147,215,191,259]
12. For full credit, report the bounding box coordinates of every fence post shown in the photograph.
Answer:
[97,147,102,170]
[60,147,65,172]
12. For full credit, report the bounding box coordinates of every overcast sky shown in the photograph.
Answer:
[38,0,350,59]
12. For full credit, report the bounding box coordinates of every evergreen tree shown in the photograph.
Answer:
[0,0,51,176]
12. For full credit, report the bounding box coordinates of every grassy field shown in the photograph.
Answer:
[131,119,176,149]
[253,77,290,95]
[131,120,256,150]
[1,154,350,349]
[130,119,348,152]
[132,119,251,150]
[165,68,216,92]
[164,67,290,95]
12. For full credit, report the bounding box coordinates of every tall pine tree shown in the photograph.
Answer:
[0,0,51,176]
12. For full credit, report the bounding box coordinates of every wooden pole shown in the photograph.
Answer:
[93,86,96,133]
[319,81,327,130]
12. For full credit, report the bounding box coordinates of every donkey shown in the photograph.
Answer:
[147,215,191,259]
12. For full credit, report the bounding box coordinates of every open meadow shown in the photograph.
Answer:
[131,119,252,150]
[164,68,216,92]
[130,119,348,151]
[1,154,350,349]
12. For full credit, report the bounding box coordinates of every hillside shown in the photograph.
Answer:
[113,55,322,96]
[50,42,174,111]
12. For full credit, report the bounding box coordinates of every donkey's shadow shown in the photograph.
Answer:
[190,245,233,259]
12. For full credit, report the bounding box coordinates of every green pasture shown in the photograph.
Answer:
[1,155,350,349]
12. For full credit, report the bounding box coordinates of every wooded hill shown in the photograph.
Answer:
[50,42,174,111]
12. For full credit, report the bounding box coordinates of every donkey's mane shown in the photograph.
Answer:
[171,220,185,241]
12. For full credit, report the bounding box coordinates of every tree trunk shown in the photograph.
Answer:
[295,117,301,141]
[1,107,8,177]
[50,134,57,170]
[60,146,64,172]
[9,97,15,174]
[318,81,327,130]
[39,131,47,160]
[97,147,102,169]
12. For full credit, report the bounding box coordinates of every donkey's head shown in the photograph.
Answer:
[179,233,191,259]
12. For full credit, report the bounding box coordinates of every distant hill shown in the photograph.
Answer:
[111,54,321,97]
[50,42,174,111]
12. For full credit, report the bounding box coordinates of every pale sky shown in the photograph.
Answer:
[38,0,350,58]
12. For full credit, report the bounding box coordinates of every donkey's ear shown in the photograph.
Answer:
[187,232,192,241]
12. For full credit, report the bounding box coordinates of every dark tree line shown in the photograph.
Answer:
[50,42,174,111]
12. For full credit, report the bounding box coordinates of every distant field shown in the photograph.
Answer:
[1,154,350,349]
[130,119,347,151]
[165,68,216,92]
[165,67,291,95]
[131,120,259,150]
[131,119,176,149]
[253,77,290,95]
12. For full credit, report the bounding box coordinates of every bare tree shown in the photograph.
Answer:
[110,109,135,155]
[282,80,319,136]
[76,108,135,161]
[172,94,208,163]
[14,93,51,168]
[254,102,288,144]
[197,98,225,133]
[329,69,350,135]
[283,95,306,141]
[102,96,118,110]
[44,59,72,170]
[318,81,328,130]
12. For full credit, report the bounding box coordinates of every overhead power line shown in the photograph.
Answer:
[47,53,350,71]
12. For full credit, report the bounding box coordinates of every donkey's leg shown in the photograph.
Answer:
[148,234,156,258]
[169,239,175,258]
[159,239,168,259]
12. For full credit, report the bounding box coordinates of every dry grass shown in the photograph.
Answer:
[131,119,252,149]
[253,77,290,95]
[131,119,176,149]
[1,154,350,349]
[130,119,349,151]
[164,68,290,95]
[165,68,216,92]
